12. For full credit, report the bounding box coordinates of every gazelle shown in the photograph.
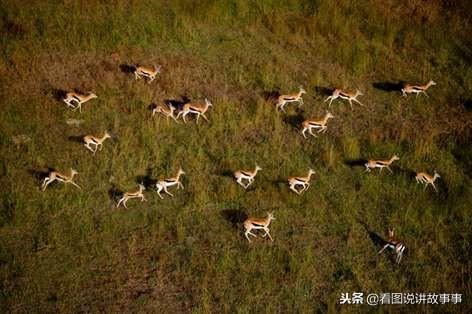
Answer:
[155,168,185,199]
[402,80,436,97]
[415,171,440,192]
[177,98,213,123]
[63,92,97,112]
[83,131,111,154]
[234,165,262,189]
[288,169,316,195]
[365,155,400,173]
[378,228,406,264]
[276,87,306,112]
[324,88,364,109]
[243,212,275,243]
[134,65,161,83]
[116,184,146,208]
[152,103,178,123]
[42,168,80,191]
[301,111,334,138]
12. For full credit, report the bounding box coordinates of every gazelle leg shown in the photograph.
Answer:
[245,231,252,242]
[69,181,81,189]
[378,244,389,254]
[163,187,174,197]
[309,128,317,137]
[182,112,189,123]
[201,113,209,122]
[387,166,393,174]
[396,252,403,264]
[156,186,164,199]
[349,99,353,109]
[117,197,124,208]
[264,228,273,241]
[432,183,438,192]
[42,178,52,190]
[353,98,364,106]
[302,128,308,138]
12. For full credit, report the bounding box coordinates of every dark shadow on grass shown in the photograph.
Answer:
[358,222,388,248]
[262,90,280,105]
[397,167,417,179]
[28,167,54,185]
[282,110,305,130]
[220,209,248,229]
[218,170,234,178]
[463,99,472,111]
[119,63,136,74]
[136,168,157,189]
[343,158,368,168]
[372,81,404,92]
[108,184,124,203]
[48,88,68,102]
[314,86,333,96]
[68,135,85,144]
[164,96,191,111]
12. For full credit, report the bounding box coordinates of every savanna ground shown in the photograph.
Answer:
[1,0,471,312]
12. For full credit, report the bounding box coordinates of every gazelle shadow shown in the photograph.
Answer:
[164,96,191,111]
[282,111,304,130]
[358,221,388,249]
[220,209,248,229]
[28,167,54,186]
[343,158,368,168]
[119,63,136,74]
[463,99,472,111]
[262,90,280,105]
[136,168,157,189]
[48,88,68,102]
[372,81,404,92]
[314,86,333,97]
[108,184,124,203]
[68,135,85,144]
[218,170,234,178]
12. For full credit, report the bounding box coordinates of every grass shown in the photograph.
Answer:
[1,0,472,312]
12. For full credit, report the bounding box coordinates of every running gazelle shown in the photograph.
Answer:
[378,228,406,264]
[134,65,161,83]
[243,212,275,243]
[42,168,81,191]
[288,169,316,195]
[276,87,306,112]
[415,171,440,192]
[155,168,185,199]
[116,184,146,208]
[177,98,213,123]
[63,92,97,112]
[83,131,111,154]
[152,103,178,123]
[324,88,364,109]
[365,155,400,173]
[301,112,334,138]
[402,80,436,97]
[234,165,262,189]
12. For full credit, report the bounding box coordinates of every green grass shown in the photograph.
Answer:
[1,0,472,312]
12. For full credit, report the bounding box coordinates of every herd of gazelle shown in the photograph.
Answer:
[51,65,439,262]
